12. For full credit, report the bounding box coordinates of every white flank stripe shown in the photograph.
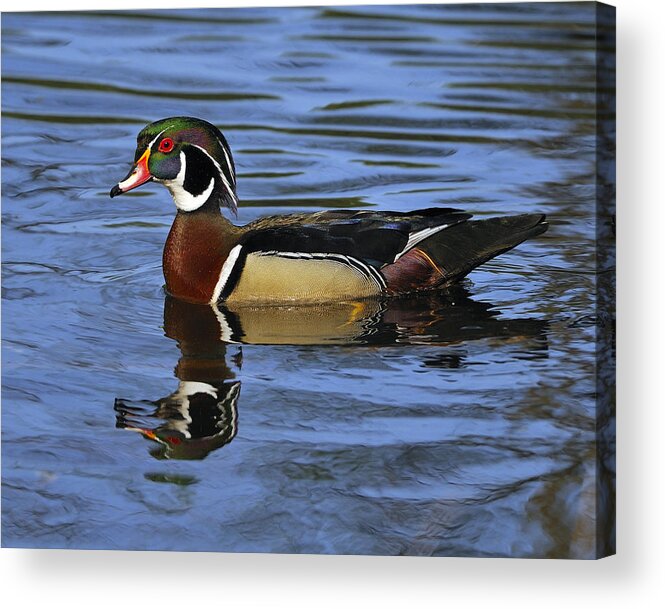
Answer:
[211,302,237,343]
[256,250,386,290]
[347,255,387,289]
[210,244,243,304]
[395,224,450,261]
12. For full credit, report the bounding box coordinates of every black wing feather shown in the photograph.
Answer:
[242,208,471,267]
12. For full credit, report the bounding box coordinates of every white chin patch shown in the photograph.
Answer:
[164,150,215,212]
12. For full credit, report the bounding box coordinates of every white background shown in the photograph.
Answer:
[1,0,662,607]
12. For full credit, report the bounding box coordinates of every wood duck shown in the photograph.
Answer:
[110,116,548,305]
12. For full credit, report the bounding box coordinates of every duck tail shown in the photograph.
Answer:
[424,213,548,283]
[382,213,548,294]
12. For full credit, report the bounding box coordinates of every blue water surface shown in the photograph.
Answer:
[2,3,612,557]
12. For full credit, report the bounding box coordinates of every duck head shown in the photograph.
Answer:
[110,116,238,215]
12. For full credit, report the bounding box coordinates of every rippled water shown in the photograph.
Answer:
[2,4,614,557]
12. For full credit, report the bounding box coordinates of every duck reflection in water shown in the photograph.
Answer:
[114,297,242,460]
[115,286,549,459]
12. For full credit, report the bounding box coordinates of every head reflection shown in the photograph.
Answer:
[115,286,548,459]
[114,298,241,460]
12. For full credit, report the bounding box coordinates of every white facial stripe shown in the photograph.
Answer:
[163,150,215,212]
[146,126,170,152]
[218,140,236,184]
[114,127,170,192]
[210,244,243,304]
[192,144,238,209]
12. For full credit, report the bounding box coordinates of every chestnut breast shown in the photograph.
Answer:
[163,211,238,304]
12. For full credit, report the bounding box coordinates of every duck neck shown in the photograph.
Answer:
[163,205,240,304]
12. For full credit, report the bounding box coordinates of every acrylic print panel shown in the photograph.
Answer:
[1,2,615,558]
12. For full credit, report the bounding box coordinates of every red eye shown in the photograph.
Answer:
[158,137,174,153]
